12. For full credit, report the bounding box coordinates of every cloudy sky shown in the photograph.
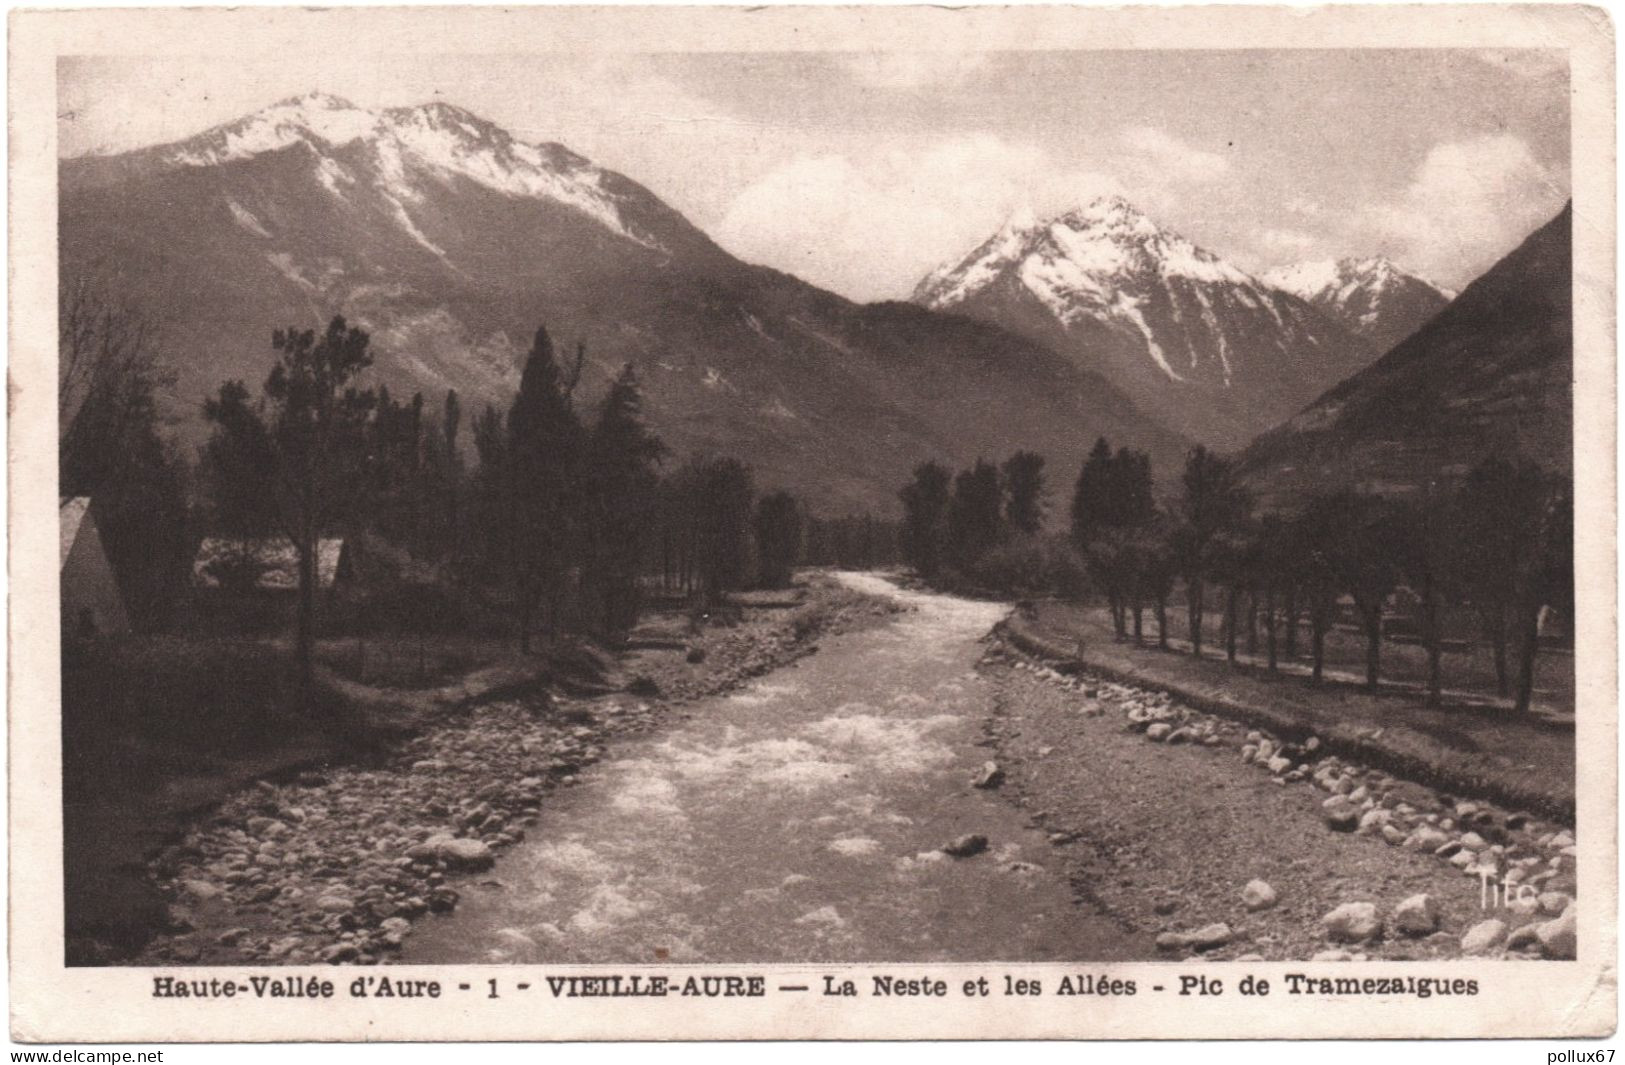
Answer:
[60,49,1570,301]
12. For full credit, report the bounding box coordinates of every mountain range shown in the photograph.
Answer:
[912,199,1454,450]
[1241,203,1572,507]
[61,93,1564,517]
[61,93,1188,515]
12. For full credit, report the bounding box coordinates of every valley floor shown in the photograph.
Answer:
[125,574,1577,966]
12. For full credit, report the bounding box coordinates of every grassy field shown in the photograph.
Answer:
[1013,600,1575,821]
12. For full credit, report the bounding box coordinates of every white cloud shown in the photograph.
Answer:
[1119,126,1231,184]
[714,125,1254,301]
[713,134,1121,302]
[839,52,990,91]
[1358,133,1566,284]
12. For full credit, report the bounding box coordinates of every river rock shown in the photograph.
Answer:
[1322,796,1359,832]
[1506,893,1541,917]
[438,838,495,870]
[1186,923,1233,949]
[972,762,1005,789]
[1241,880,1278,912]
[320,943,359,964]
[1461,919,1507,955]
[1156,923,1233,952]
[1393,894,1440,935]
[942,834,989,858]
[181,878,223,901]
[1267,756,1292,775]
[1536,907,1577,959]
[1322,902,1381,943]
[1539,891,1574,916]
[1358,809,1391,833]
[1506,924,1544,952]
[1407,827,1451,852]
[405,839,442,862]
[1146,723,1173,742]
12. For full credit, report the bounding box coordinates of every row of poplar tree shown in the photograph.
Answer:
[899,439,1572,715]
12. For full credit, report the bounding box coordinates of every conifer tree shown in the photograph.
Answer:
[507,325,586,648]
[585,364,665,633]
[754,491,803,589]
[899,461,952,578]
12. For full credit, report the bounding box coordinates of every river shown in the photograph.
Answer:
[404,572,1142,963]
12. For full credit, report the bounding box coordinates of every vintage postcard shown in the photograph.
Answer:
[8,2,1617,1043]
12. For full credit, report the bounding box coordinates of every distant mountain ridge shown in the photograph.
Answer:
[61,94,1190,516]
[913,198,1377,450]
[1241,204,1572,507]
[1262,256,1453,355]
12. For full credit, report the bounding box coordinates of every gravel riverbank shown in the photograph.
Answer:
[980,638,1578,962]
[130,578,901,966]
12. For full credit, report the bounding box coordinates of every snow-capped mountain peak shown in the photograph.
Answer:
[167,92,381,166]
[910,198,1373,448]
[914,196,1259,314]
[1262,256,1453,351]
[156,92,664,251]
[1263,255,1449,305]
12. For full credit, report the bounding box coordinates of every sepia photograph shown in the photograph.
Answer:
[9,2,1616,1044]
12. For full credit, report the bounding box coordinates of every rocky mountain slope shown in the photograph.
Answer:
[1241,204,1572,507]
[913,198,1374,450]
[61,94,1189,515]
[1263,257,1453,355]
